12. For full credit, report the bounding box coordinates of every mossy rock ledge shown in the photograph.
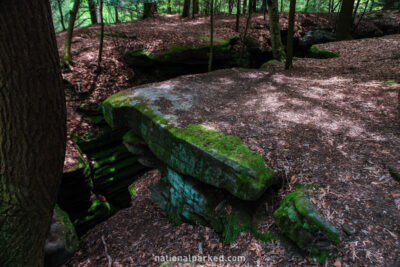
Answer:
[102,71,277,201]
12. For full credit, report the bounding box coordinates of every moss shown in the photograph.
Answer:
[310,45,339,58]
[123,130,142,144]
[128,184,136,198]
[273,190,340,254]
[97,31,128,38]
[384,80,400,86]
[260,59,282,69]
[54,205,80,250]
[170,124,273,190]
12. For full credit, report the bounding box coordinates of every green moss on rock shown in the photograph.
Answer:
[273,190,340,254]
[310,45,339,58]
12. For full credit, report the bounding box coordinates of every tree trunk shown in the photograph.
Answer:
[239,0,254,64]
[280,0,284,11]
[143,3,156,18]
[194,0,200,13]
[57,0,66,31]
[88,0,97,24]
[262,0,267,20]
[353,0,361,17]
[285,0,296,69]
[336,0,355,40]
[267,0,285,59]
[0,1,66,266]
[115,6,120,23]
[182,0,191,17]
[236,0,241,32]
[243,0,247,13]
[209,0,214,72]
[96,0,104,73]
[168,0,172,13]
[62,0,81,67]
[228,0,234,13]
[304,0,310,11]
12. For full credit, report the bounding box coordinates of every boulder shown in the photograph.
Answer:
[102,72,276,200]
[273,190,340,254]
[44,205,79,267]
[299,28,336,48]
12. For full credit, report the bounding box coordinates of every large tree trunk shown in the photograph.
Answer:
[62,0,81,67]
[143,3,156,18]
[57,0,66,31]
[267,0,285,59]
[182,0,191,17]
[336,0,355,40]
[88,0,97,24]
[285,0,296,69]
[0,1,66,266]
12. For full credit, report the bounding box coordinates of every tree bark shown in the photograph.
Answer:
[96,0,104,73]
[236,0,241,32]
[143,3,157,18]
[0,0,66,266]
[336,0,355,40]
[209,0,214,72]
[62,0,81,67]
[182,0,191,17]
[267,0,285,59]
[285,0,296,69]
[57,0,66,31]
[88,0,97,24]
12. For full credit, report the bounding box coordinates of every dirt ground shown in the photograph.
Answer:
[59,13,400,267]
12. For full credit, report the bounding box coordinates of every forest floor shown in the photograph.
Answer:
[59,12,400,266]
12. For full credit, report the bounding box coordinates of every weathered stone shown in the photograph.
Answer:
[299,28,336,47]
[150,168,262,243]
[44,205,79,267]
[273,190,340,253]
[102,75,276,200]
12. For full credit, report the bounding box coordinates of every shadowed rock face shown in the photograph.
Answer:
[102,70,277,201]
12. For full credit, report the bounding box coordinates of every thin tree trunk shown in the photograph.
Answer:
[88,0,97,24]
[96,0,104,73]
[57,0,66,31]
[0,0,66,265]
[353,0,361,17]
[267,0,285,59]
[236,0,241,31]
[304,0,309,12]
[336,0,355,40]
[262,0,267,20]
[353,0,369,31]
[208,0,214,72]
[281,0,284,12]
[62,0,81,67]
[239,0,254,65]
[228,0,234,13]
[243,0,247,13]
[115,6,120,23]
[168,0,172,13]
[285,0,296,69]
[369,0,374,12]
[194,0,199,13]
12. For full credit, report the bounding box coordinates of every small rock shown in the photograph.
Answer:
[342,223,356,236]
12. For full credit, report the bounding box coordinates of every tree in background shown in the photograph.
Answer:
[88,0,98,24]
[208,0,214,72]
[236,0,241,32]
[336,0,356,40]
[182,0,191,17]
[285,0,296,69]
[62,0,81,67]
[0,0,66,265]
[267,0,285,60]
[57,0,67,30]
[143,2,157,18]
[97,0,105,73]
